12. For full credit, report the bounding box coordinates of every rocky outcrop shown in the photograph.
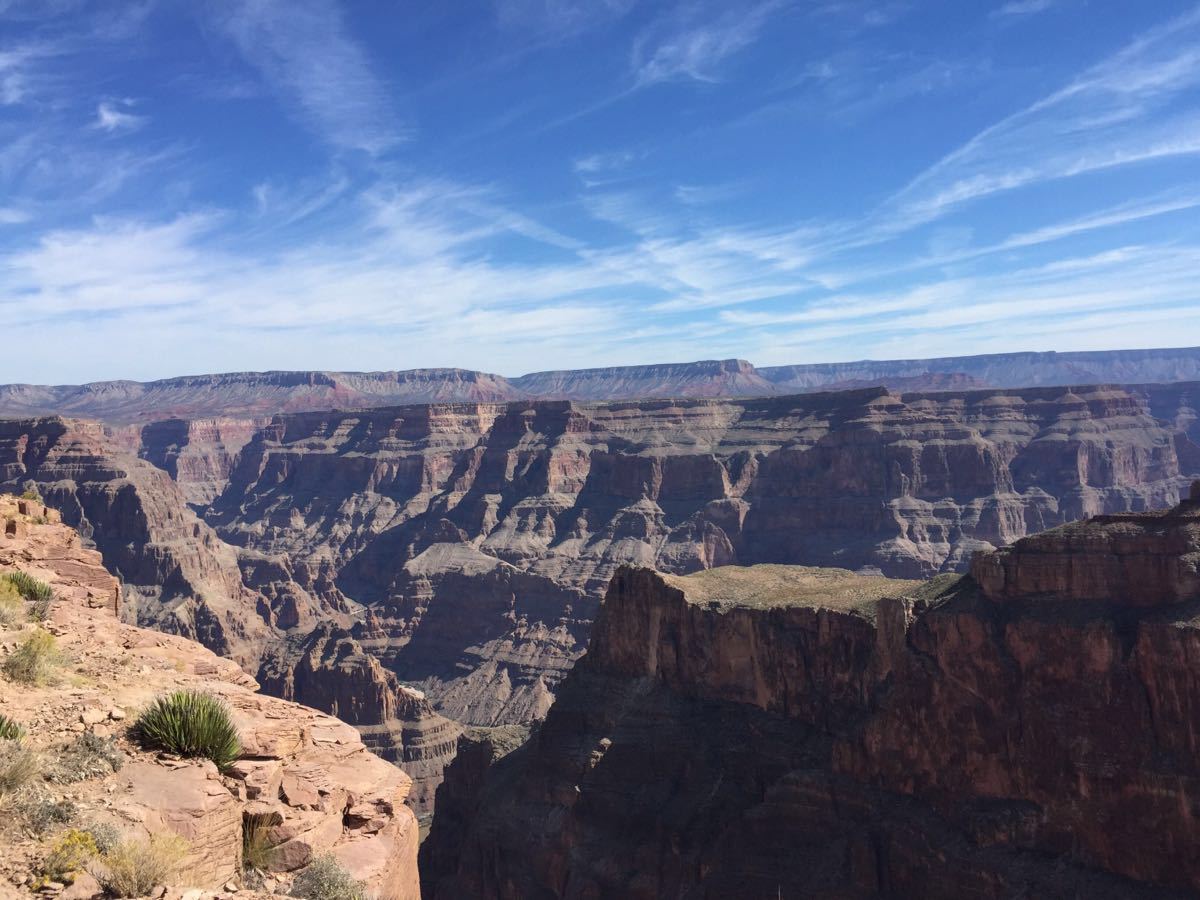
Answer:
[258,623,462,816]
[0,496,420,899]
[421,494,1200,898]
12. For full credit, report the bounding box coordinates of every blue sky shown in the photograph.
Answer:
[2,0,1199,383]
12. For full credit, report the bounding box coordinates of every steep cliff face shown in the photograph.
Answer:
[204,384,1199,725]
[0,417,272,668]
[257,623,462,816]
[0,496,420,899]
[139,417,266,505]
[421,493,1200,898]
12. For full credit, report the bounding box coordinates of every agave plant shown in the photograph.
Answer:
[134,690,242,771]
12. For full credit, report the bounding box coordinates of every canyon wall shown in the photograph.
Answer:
[2,381,1199,815]
[2,347,1199,422]
[203,383,1200,726]
[421,493,1200,898]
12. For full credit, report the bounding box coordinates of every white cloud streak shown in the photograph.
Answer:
[209,0,405,154]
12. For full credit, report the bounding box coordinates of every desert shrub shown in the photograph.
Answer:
[134,690,241,771]
[0,713,25,742]
[83,821,121,855]
[0,580,24,627]
[49,732,125,783]
[40,828,99,883]
[94,833,188,898]
[0,741,40,794]
[2,628,62,684]
[290,854,365,900]
[13,790,77,835]
[20,488,42,502]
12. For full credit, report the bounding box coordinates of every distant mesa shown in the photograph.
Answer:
[1,344,1199,423]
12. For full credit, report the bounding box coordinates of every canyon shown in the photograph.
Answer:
[420,488,1200,897]
[0,378,1198,818]
[0,346,1198,422]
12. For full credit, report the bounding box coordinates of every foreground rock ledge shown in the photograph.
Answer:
[0,496,419,900]
[422,494,1200,898]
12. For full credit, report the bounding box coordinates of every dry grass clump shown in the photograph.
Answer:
[242,813,277,873]
[0,741,40,795]
[0,579,24,627]
[11,790,77,836]
[289,854,365,900]
[49,732,125,784]
[93,833,188,898]
[2,628,63,684]
[135,690,242,771]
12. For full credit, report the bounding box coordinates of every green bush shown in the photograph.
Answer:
[0,713,25,742]
[134,690,242,771]
[290,854,365,900]
[20,488,42,502]
[2,628,63,684]
[93,833,188,898]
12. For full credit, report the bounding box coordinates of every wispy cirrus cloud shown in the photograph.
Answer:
[991,0,1058,18]
[95,100,146,132]
[494,0,636,38]
[207,0,405,154]
[881,6,1200,232]
[632,1,784,86]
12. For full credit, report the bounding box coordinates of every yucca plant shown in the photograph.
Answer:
[3,571,54,605]
[0,713,25,742]
[134,690,242,771]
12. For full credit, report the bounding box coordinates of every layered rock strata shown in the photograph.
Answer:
[3,382,1200,812]
[208,384,1200,726]
[421,493,1200,898]
[0,496,420,899]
